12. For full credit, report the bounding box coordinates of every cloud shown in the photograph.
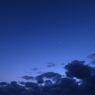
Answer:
[19,81,25,85]
[36,76,44,84]
[47,62,56,67]
[30,68,40,71]
[64,60,92,79]
[25,82,38,89]
[0,82,7,86]
[44,80,52,86]
[1,59,95,95]
[87,53,95,58]
[22,76,34,81]
[37,72,62,81]
[87,53,95,65]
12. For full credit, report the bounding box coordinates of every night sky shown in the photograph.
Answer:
[0,0,95,83]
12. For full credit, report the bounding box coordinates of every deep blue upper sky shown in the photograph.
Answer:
[0,0,95,82]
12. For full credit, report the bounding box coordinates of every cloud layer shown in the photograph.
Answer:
[1,60,95,95]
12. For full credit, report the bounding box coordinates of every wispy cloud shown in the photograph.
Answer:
[47,62,56,67]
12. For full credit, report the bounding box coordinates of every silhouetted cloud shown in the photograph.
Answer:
[36,76,44,84]
[44,80,52,86]
[1,59,95,95]
[36,72,62,81]
[65,60,92,79]
[0,82,7,86]
[22,75,34,81]
[19,81,25,85]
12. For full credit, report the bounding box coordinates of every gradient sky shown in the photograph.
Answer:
[0,0,95,82]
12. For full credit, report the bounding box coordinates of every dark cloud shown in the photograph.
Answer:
[47,62,56,67]
[19,81,25,85]
[42,72,61,79]
[1,60,95,95]
[22,76,34,81]
[37,72,62,82]
[25,82,38,89]
[44,80,52,86]
[36,76,44,84]
[0,82,7,86]
[65,60,92,79]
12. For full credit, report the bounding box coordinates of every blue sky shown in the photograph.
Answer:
[0,0,95,82]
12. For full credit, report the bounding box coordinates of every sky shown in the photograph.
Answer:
[0,0,95,82]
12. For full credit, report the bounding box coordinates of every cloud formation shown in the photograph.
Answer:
[22,76,34,81]
[65,60,92,79]
[1,60,95,95]
[87,53,95,65]
[30,68,40,71]
[87,53,95,58]
[47,62,56,67]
